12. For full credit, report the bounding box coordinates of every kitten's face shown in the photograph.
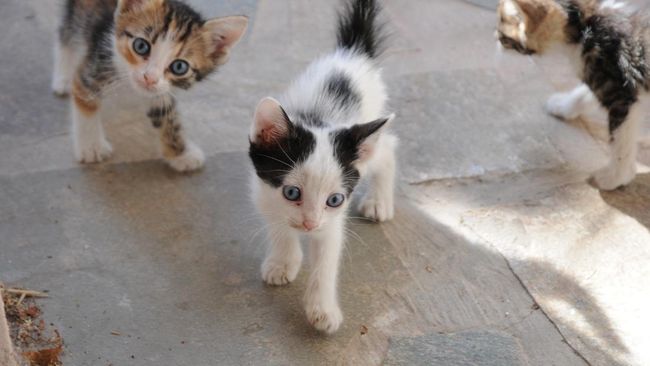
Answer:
[496,0,563,55]
[269,140,350,232]
[114,0,247,96]
[250,98,389,233]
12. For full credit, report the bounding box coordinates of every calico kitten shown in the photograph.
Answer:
[53,0,247,171]
[497,0,650,190]
[248,0,396,333]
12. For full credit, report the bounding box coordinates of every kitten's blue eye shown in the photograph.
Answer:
[326,193,345,208]
[170,60,189,76]
[283,186,301,202]
[133,38,150,56]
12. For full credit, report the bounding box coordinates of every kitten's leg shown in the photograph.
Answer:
[71,79,112,163]
[261,226,303,285]
[593,103,642,190]
[545,84,595,120]
[149,98,205,172]
[359,134,396,222]
[52,37,79,97]
[304,219,344,333]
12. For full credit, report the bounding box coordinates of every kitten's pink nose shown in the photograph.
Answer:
[142,72,159,87]
[302,220,318,231]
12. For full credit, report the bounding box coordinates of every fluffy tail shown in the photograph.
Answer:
[336,0,386,58]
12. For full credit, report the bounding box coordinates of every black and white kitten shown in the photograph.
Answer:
[497,0,650,190]
[248,0,396,333]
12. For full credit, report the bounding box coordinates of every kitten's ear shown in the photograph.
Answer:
[348,114,394,162]
[204,16,249,65]
[251,97,292,145]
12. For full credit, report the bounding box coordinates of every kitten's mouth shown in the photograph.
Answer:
[134,80,163,95]
[289,221,320,233]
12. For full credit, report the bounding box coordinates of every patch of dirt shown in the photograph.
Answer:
[1,286,63,366]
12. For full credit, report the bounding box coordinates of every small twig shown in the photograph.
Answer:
[16,293,26,306]
[3,288,49,298]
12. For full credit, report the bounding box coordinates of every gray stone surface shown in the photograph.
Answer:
[1,0,645,365]
[384,331,525,366]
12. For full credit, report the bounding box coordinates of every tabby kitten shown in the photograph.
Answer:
[249,0,396,333]
[53,0,247,171]
[497,0,649,190]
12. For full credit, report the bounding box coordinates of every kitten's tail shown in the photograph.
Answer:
[336,0,386,59]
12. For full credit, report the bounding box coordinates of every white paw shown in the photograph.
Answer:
[262,258,301,286]
[592,164,636,191]
[305,302,343,334]
[167,143,205,172]
[359,193,394,222]
[51,76,70,97]
[545,92,580,120]
[75,138,113,163]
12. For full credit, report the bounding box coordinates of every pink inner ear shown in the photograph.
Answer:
[357,142,375,162]
[210,35,228,58]
[253,98,289,144]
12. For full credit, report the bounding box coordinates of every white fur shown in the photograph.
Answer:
[166,142,205,172]
[51,39,84,96]
[545,84,595,120]
[72,104,113,163]
[503,0,520,17]
[593,101,644,190]
[600,0,629,12]
[252,50,396,334]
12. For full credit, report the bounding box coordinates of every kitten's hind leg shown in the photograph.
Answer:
[304,219,344,334]
[52,37,81,97]
[359,134,397,222]
[149,99,205,172]
[261,226,303,286]
[593,103,642,190]
[545,84,595,120]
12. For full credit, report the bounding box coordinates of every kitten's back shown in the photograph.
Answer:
[59,0,117,44]
[281,0,388,129]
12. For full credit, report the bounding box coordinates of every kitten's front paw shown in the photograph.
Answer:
[167,143,205,172]
[359,193,394,222]
[305,302,343,334]
[592,164,636,191]
[75,138,113,163]
[262,258,301,286]
[545,92,580,120]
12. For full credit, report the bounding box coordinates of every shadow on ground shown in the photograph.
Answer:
[600,173,650,230]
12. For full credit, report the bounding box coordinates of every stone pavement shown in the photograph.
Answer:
[1,0,648,365]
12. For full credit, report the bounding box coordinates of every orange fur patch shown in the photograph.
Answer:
[72,79,99,117]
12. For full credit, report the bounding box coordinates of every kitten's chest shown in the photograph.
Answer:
[101,82,153,114]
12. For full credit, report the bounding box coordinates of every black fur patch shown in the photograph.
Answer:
[337,0,386,58]
[330,118,388,194]
[295,110,325,127]
[558,0,585,44]
[579,9,648,133]
[147,99,176,128]
[326,72,360,108]
[249,116,317,188]
[170,78,193,90]
[154,0,204,44]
